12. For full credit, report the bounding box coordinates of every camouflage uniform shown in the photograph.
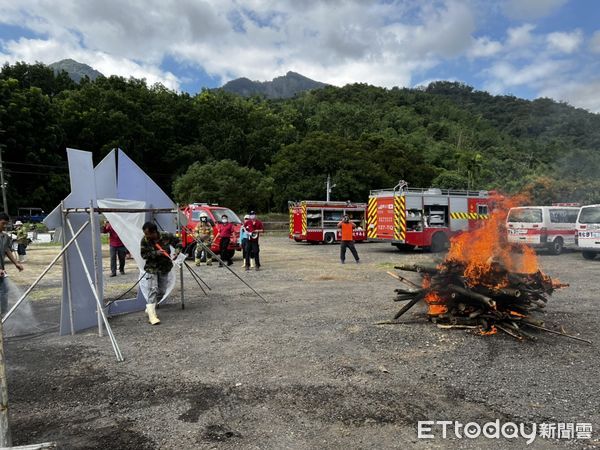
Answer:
[194,222,214,265]
[140,232,182,305]
[14,225,29,261]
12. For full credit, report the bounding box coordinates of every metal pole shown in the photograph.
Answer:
[89,201,103,337]
[2,221,90,324]
[326,174,330,202]
[61,201,75,335]
[65,219,123,361]
[0,318,12,447]
[0,144,8,214]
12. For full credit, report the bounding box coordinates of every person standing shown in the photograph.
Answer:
[239,214,250,267]
[337,214,360,264]
[214,214,234,266]
[244,211,264,271]
[0,213,24,316]
[13,221,29,262]
[194,213,214,266]
[140,222,182,325]
[102,220,127,277]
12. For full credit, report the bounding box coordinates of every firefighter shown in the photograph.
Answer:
[140,222,182,325]
[194,213,214,266]
[244,211,264,271]
[215,214,234,266]
[337,214,360,264]
[13,221,30,263]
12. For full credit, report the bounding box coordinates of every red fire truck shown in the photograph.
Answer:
[367,181,493,252]
[289,200,367,244]
[180,203,242,259]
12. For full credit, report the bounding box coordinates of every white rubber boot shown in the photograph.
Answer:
[145,303,161,325]
[250,258,255,268]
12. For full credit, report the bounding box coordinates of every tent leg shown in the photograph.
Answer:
[61,201,75,335]
[89,201,103,337]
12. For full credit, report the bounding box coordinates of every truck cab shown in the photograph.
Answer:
[180,203,242,259]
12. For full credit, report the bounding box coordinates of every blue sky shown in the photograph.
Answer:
[1,0,600,111]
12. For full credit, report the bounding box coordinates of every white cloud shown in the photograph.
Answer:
[0,0,478,89]
[486,59,568,87]
[468,36,503,58]
[502,0,568,20]
[539,80,600,113]
[0,36,180,89]
[589,30,600,53]
[506,24,536,48]
[546,29,582,54]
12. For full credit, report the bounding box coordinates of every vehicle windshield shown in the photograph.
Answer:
[578,206,600,224]
[209,208,242,224]
[507,208,543,223]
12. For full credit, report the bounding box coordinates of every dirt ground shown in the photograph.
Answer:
[3,236,600,449]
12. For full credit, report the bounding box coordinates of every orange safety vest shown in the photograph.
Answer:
[340,222,354,241]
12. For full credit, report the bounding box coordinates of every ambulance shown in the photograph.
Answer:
[575,204,600,260]
[506,205,580,255]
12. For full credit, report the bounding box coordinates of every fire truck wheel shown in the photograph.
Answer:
[324,233,336,244]
[430,232,449,253]
[582,251,597,260]
[548,238,563,255]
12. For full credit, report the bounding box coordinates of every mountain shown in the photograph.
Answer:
[221,71,328,99]
[49,59,103,83]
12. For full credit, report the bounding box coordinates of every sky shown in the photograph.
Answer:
[1,0,600,112]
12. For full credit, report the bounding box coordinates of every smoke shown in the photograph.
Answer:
[2,278,39,338]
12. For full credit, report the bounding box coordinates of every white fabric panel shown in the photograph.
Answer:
[97,198,178,304]
[97,198,146,268]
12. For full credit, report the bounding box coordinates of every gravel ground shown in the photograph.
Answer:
[3,236,600,449]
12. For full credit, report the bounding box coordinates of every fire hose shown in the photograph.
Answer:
[195,240,268,303]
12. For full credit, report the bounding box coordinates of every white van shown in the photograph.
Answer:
[506,206,579,255]
[575,204,600,260]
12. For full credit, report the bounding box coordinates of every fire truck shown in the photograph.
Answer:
[367,181,492,252]
[180,203,242,259]
[289,200,367,244]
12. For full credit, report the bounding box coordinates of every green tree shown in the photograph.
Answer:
[173,159,274,212]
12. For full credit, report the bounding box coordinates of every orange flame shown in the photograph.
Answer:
[446,194,539,288]
[424,291,448,316]
[478,325,498,335]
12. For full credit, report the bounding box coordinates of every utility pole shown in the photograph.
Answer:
[326,174,336,202]
[0,143,7,214]
[0,318,12,447]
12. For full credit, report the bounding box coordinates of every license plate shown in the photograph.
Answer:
[579,231,600,238]
[509,229,527,235]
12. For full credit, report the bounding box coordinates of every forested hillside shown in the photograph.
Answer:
[1,61,599,214]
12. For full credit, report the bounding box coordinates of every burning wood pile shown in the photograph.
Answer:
[385,199,590,344]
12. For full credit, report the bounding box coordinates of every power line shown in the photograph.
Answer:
[4,161,68,169]
[5,169,68,176]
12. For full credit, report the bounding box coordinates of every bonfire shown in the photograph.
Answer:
[384,197,590,343]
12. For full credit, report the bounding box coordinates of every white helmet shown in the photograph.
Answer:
[14,221,23,226]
